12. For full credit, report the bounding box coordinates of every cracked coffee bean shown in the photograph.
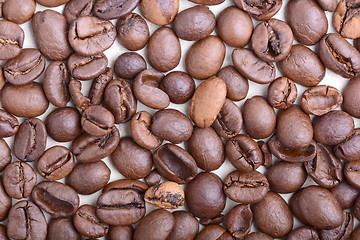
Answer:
[94,0,140,20]
[63,0,93,24]
[320,211,353,240]
[234,0,282,21]
[81,105,115,137]
[225,204,253,238]
[69,79,90,113]
[145,181,185,209]
[0,20,24,60]
[334,0,360,39]
[267,77,297,110]
[88,67,113,105]
[0,109,18,138]
[334,128,360,161]
[67,52,108,80]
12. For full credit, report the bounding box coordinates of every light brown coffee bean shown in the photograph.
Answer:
[144,181,185,209]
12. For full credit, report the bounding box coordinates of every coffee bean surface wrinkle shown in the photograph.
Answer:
[144,181,185,209]
[3,0,36,24]
[267,77,297,109]
[330,180,360,209]
[88,67,113,105]
[81,105,115,137]
[48,217,81,240]
[334,0,360,39]
[344,160,360,189]
[0,109,18,138]
[63,0,93,23]
[114,52,146,79]
[286,226,320,240]
[225,204,252,238]
[0,178,11,221]
[94,0,140,20]
[0,20,24,60]
[67,52,108,81]
[140,0,179,26]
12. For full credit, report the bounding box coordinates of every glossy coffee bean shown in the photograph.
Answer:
[330,180,360,209]
[88,67,113,105]
[0,109,18,138]
[0,178,11,221]
[63,0,93,23]
[286,226,320,240]
[48,218,81,240]
[81,105,115,137]
[167,211,199,240]
[244,232,274,240]
[140,0,178,26]
[103,179,149,194]
[0,20,24,60]
[344,160,360,189]
[108,225,133,240]
[217,66,248,101]
[67,52,108,81]
[69,79,90,113]
[334,0,360,39]
[114,52,146,79]
[144,169,161,186]
[159,71,195,104]
[343,76,360,118]
[94,0,139,20]
[195,224,232,240]
[267,77,297,109]
[225,204,252,238]
[234,0,282,21]
[320,211,353,240]
[145,181,185,209]
[3,0,35,24]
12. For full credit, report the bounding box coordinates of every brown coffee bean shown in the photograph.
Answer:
[144,169,161,187]
[334,129,360,161]
[94,0,139,20]
[140,0,178,26]
[48,218,81,240]
[88,67,113,105]
[63,0,93,24]
[0,178,11,221]
[343,76,360,118]
[67,52,108,81]
[217,66,248,101]
[113,52,146,79]
[196,225,233,240]
[258,141,272,168]
[225,204,252,238]
[36,0,70,7]
[159,71,195,104]
[69,79,90,113]
[0,139,11,171]
[81,105,115,137]
[234,0,282,21]
[3,0,35,24]
[344,160,360,189]
[108,225,133,240]
[286,226,319,240]
[334,0,360,39]
[168,211,199,240]
[144,181,185,209]
[330,180,360,209]
[0,109,18,138]
[103,179,149,194]
[320,211,353,240]
[0,20,24,60]
[267,77,297,109]
[244,232,274,240]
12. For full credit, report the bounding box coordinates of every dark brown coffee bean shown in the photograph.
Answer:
[68,161,110,195]
[116,13,149,51]
[43,61,70,108]
[73,204,109,238]
[3,0,35,24]
[234,0,282,21]
[217,66,249,101]
[32,10,72,60]
[94,0,139,20]
[88,67,113,105]
[97,189,146,225]
[36,0,70,7]
[320,211,353,240]
[225,204,252,238]
[186,36,225,80]
[159,71,195,104]
[278,44,325,87]
[72,126,120,163]
[68,16,116,56]
[154,143,197,184]
[286,226,320,240]
[37,146,75,181]
[224,170,269,204]
[252,18,294,62]
[267,161,307,193]
[144,169,161,186]
[232,48,276,84]
[196,225,233,240]
[133,69,170,110]
[1,82,49,117]
[7,200,47,240]
[168,211,199,240]
[258,140,272,168]
[174,5,215,41]
[145,181,185,209]
[63,0,93,23]
[48,218,81,240]
[108,225,133,240]
[81,105,115,137]
[245,232,273,240]
[0,178,11,221]
[186,172,225,219]
[13,118,47,162]
[226,134,263,172]
[334,0,360,39]
[104,78,137,124]
[32,181,79,218]
[69,79,90,113]
[0,109,18,138]
[267,77,297,109]
[344,160,360,189]
[140,0,178,25]
[67,52,108,81]
[0,20,24,60]
[343,76,360,118]
[114,52,146,79]
[103,179,149,194]
[319,33,360,78]
[330,180,360,209]
[335,129,360,161]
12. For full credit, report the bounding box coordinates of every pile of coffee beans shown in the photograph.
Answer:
[1,0,360,239]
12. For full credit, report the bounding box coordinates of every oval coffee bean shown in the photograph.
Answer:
[32,181,79,218]
[0,109,18,138]
[69,79,90,113]
[94,0,139,20]
[159,71,195,104]
[168,211,199,240]
[234,0,282,21]
[320,211,353,240]
[108,225,133,240]
[196,225,233,240]
[217,66,249,101]
[67,52,108,80]
[113,52,146,79]
[330,180,360,209]
[48,218,81,240]
[144,181,185,209]
[37,146,75,181]
[88,67,113,105]
[344,160,360,189]
[103,179,149,194]
[343,76,360,118]
[267,77,297,109]
[354,197,360,220]
[225,204,252,238]
[63,0,93,23]
[334,129,360,161]
[286,226,320,240]
[0,178,11,221]
[140,0,178,26]
[81,105,115,137]
[0,20,24,60]
[144,169,161,187]
[334,0,360,39]
[258,140,272,168]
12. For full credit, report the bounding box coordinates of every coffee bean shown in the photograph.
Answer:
[234,0,282,20]
[1,82,49,117]
[334,129,360,161]
[145,169,161,187]
[196,224,233,240]
[32,181,80,218]
[116,13,149,51]
[96,189,146,225]
[104,78,137,124]
[69,79,90,113]
[244,232,274,240]
[0,178,11,221]
[167,211,199,240]
[111,137,152,179]
[232,48,276,84]
[114,52,146,79]
[334,0,360,39]
[153,143,197,184]
[174,5,215,41]
[320,211,353,240]
[103,179,149,194]
[73,204,109,238]
[0,20,24,60]
[267,77,297,109]
[48,218,81,240]
[68,16,116,56]
[94,0,139,20]
[88,67,113,105]
[224,170,269,204]
[3,161,37,199]
[0,109,18,138]
[185,36,225,80]
[286,226,320,240]
[108,225,133,240]
[3,0,35,24]
[331,180,360,209]
[13,118,47,162]
[63,0,93,23]
[353,197,360,221]
[217,66,249,101]
[159,71,195,104]
[67,52,108,80]
[43,61,70,108]
[344,160,360,189]
[145,181,185,209]
[81,105,115,137]
[258,140,272,168]
[36,0,70,7]
[37,146,75,180]
[199,215,224,226]
[7,200,47,240]
[343,76,360,118]
[67,161,110,195]
[252,18,294,62]
[225,204,252,238]
[140,0,178,25]
[72,125,120,163]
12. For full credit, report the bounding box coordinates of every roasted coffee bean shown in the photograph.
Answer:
[226,134,263,172]
[334,0,360,39]
[331,180,360,209]
[190,77,227,128]
[133,69,170,110]
[73,204,109,238]
[153,143,197,184]
[319,33,360,78]
[111,137,152,179]
[278,44,325,87]
[7,200,47,240]
[103,179,149,194]
[344,160,360,189]
[0,109,18,138]
[244,232,273,240]
[186,36,225,80]
[343,76,360,118]
[147,26,181,72]
[224,170,269,204]
[289,186,344,229]
[43,61,70,108]
[46,107,82,142]
[108,225,133,240]
[37,146,75,181]
[159,71,195,104]
[32,10,72,60]
[88,67,113,105]
[195,224,233,240]
[68,161,110,195]
[32,181,79,218]
[252,19,294,62]
[69,79,90,113]
[266,161,307,194]
[67,52,108,81]
[72,126,120,163]
[335,129,360,161]
[48,218,81,240]
[3,0,35,24]
[217,66,248,101]
[320,211,353,240]
[0,178,11,221]
[81,105,115,137]
[104,78,137,124]
[225,204,252,238]
[144,169,161,186]
[234,0,282,20]
[114,52,146,79]
[145,181,185,209]
[140,0,178,25]
[63,0,93,23]
[130,111,163,150]
[68,16,116,56]
[0,224,8,240]
[317,0,337,11]
[232,48,276,84]
[96,189,146,225]
[94,0,139,20]
[13,118,47,162]
[1,82,49,117]
[0,20,24,60]
[174,5,215,41]
[36,0,70,7]
[286,226,320,240]
[258,141,272,168]
[116,13,149,51]
[267,77,297,109]
[168,211,199,240]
